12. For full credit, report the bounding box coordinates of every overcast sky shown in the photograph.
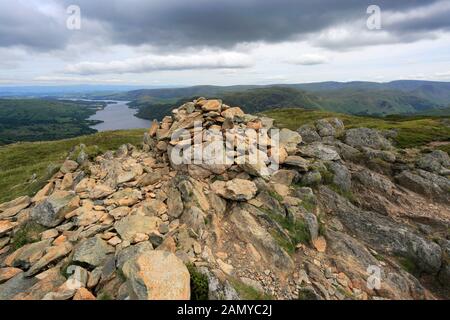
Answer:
[1,0,450,86]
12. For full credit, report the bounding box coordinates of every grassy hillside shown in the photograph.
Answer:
[0,99,105,145]
[102,80,450,119]
[129,87,323,121]
[0,129,145,203]
[262,108,450,150]
[130,86,446,120]
[221,87,322,113]
[315,89,443,115]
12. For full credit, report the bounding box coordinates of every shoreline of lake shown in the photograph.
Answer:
[86,100,152,132]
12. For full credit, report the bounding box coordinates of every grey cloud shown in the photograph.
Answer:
[61,0,445,49]
[64,52,252,75]
[0,0,69,50]
[0,0,448,51]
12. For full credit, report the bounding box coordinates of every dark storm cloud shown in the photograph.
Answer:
[61,0,448,48]
[0,0,449,51]
[0,1,69,50]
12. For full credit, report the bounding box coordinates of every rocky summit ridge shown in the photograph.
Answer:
[0,97,449,300]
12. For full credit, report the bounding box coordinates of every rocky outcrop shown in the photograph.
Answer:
[122,251,190,300]
[0,97,448,301]
[319,186,442,274]
[344,128,393,150]
[396,170,450,204]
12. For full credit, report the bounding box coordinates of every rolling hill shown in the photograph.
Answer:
[0,99,105,145]
[128,84,449,121]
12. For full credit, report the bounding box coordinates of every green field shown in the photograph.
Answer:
[262,108,450,150]
[0,129,145,203]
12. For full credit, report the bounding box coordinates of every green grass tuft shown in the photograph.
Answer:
[328,184,357,204]
[11,221,46,250]
[97,293,113,300]
[230,278,273,300]
[397,256,419,275]
[268,190,284,202]
[267,212,311,254]
[186,264,209,300]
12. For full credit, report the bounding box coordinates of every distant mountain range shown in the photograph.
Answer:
[0,85,164,98]
[104,80,450,119]
[1,80,450,118]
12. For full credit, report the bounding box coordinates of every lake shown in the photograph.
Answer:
[88,100,151,132]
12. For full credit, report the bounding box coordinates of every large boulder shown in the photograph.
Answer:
[315,119,335,137]
[72,236,114,268]
[31,191,80,227]
[166,187,184,218]
[327,162,352,192]
[211,179,257,201]
[122,251,190,300]
[278,129,302,154]
[26,242,73,276]
[114,215,161,242]
[344,128,393,150]
[201,99,222,112]
[416,150,450,175]
[326,230,427,299]
[396,170,450,204]
[180,206,206,234]
[297,124,321,143]
[298,142,341,161]
[0,220,17,237]
[0,272,38,300]
[284,156,309,172]
[0,196,31,219]
[270,169,299,186]
[60,160,79,174]
[221,107,244,120]
[4,239,52,269]
[116,241,154,269]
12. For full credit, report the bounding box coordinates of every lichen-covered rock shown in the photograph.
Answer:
[344,128,393,150]
[319,186,442,274]
[114,215,161,242]
[315,119,335,137]
[72,236,114,268]
[278,128,302,154]
[396,170,450,204]
[327,162,352,192]
[299,142,341,161]
[416,150,450,175]
[5,239,52,269]
[211,179,257,201]
[31,191,80,227]
[122,251,190,300]
[297,124,321,143]
[229,205,294,271]
[0,196,31,219]
[166,187,184,218]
